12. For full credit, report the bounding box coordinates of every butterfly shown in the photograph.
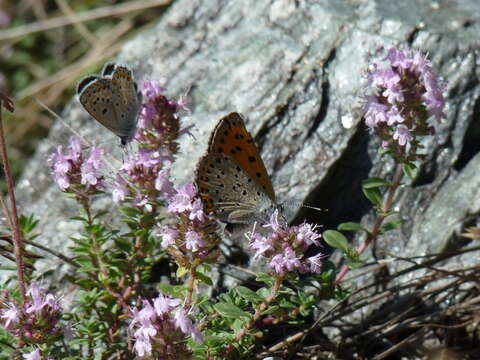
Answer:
[77,63,142,145]
[196,112,279,224]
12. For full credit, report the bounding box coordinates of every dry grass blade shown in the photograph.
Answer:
[11,18,133,139]
[260,245,480,359]
[55,0,97,45]
[0,0,172,41]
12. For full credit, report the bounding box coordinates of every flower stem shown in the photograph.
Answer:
[220,274,285,357]
[0,96,27,302]
[335,164,404,285]
[185,264,198,307]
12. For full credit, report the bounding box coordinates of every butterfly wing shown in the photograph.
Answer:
[77,64,142,145]
[78,78,125,136]
[111,65,142,143]
[207,112,276,202]
[196,153,276,223]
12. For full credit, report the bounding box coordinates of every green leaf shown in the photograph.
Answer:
[196,272,213,286]
[337,222,368,232]
[402,162,417,180]
[362,178,390,189]
[214,302,251,320]
[176,266,188,278]
[256,272,275,286]
[346,259,365,270]
[323,230,349,253]
[113,237,133,252]
[235,286,263,303]
[157,284,187,298]
[119,206,141,218]
[380,218,405,233]
[261,305,280,315]
[362,187,383,207]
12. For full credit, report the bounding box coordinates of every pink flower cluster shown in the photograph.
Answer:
[112,149,174,206]
[364,47,446,149]
[1,282,63,344]
[130,293,202,357]
[136,80,188,151]
[49,136,104,193]
[112,80,187,206]
[160,184,210,253]
[247,211,324,276]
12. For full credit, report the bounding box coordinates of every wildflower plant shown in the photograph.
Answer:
[325,47,446,284]
[0,46,447,359]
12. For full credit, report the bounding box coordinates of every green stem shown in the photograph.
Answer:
[220,273,285,358]
[335,164,404,285]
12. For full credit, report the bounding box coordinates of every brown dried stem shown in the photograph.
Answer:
[0,95,27,302]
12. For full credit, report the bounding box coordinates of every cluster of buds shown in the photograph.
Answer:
[49,136,104,198]
[364,47,446,161]
[159,183,220,267]
[247,211,324,276]
[1,282,63,345]
[129,293,203,358]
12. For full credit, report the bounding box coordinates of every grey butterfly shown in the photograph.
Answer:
[77,63,142,145]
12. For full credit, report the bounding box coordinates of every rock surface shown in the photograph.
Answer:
[8,0,480,354]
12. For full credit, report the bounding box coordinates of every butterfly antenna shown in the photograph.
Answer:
[36,98,94,149]
[281,200,326,214]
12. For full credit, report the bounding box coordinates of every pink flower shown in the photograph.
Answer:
[306,253,324,273]
[133,335,152,357]
[1,303,20,328]
[393,124,413,146]
[363,47,445,151]
[112,176,128,203]
[249,233,273,259]
[185,230,204,252]
[160,226,178,248]
[155,166,175,198]
[80,147,104,187]
[130,293,203,357]
[2,282,63,344]
[168,184,197,214]
[22,349,42,360]
[140,80,166,101]
[49,137,104,192]
[173,307,192,333]
[188,199,205,222]
[25,282,61,315]
[153,294,180,316]
[246,210,323,275]
[295,222,321,247]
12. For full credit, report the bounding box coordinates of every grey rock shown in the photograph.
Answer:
[7,0,480,355]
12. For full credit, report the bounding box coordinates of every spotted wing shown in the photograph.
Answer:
[196,153,275,223]
[77,77,126,136]
[207,112,275,202]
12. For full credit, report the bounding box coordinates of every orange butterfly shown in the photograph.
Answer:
[196,113,278,223]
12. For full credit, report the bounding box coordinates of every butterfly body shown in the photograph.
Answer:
[77,63,142,145]
[196,113,279,224]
